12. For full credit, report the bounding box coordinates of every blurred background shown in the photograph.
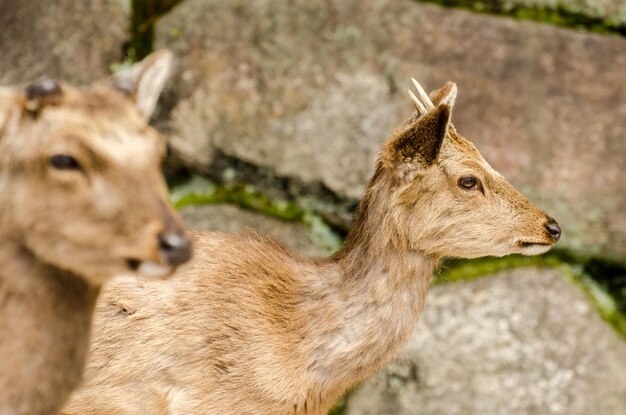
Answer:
[1,0,625,413]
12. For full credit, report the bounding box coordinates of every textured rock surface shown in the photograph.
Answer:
[179,203,325,257]
[0,0,127,85]
[344,268,626,415]
[157,0,626,260]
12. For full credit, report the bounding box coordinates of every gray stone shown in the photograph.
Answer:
[344,268,626,415]
[179,203,326,257]
[157,0,626,261]
[0,0,128,85]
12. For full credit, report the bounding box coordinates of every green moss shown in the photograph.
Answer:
[172,175,305,219]
[559,262,626,339]
[414,0,626,36]
[435,253,562,284]
[171,175,342,254]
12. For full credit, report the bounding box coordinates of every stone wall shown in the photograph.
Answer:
[0,0,128,85]
[156,0,626,261]
[1,1,624,414]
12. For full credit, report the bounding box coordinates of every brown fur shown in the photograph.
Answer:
[65,81,559,415]
[0,51,191,415]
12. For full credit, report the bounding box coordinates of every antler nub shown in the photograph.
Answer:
[407,77,437,117]
[407,89,427,115]
[410,78,435,110]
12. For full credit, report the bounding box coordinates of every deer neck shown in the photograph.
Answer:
[0,237,100,334]
[0,237,99,414]
[306,177,438,389]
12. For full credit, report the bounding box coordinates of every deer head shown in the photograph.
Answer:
[0,50,192,284]
[373,79,561,259]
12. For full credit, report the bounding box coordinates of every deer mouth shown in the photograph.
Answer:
[516,240,553,256]
[517,241,551,248]
[126,258,173,278]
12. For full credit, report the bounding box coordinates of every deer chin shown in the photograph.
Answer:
[516,240,553,256]
[126,258,174,279]
[137,261,174,278]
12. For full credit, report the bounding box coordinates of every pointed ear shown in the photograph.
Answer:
[113,50,173,120]
[386,104,451,180]
[429,81,457,108]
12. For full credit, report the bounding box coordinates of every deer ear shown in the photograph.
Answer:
[429,81,457,108]
[113,50,173,120]
[387,104,451,180]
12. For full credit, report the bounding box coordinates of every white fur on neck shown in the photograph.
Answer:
[305,249,436,390]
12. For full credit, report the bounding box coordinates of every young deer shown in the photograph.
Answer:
[0,51,192,415]
[64,80,561,415]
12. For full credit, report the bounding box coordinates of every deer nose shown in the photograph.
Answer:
[158,232,192,266]
[544,218,561,242]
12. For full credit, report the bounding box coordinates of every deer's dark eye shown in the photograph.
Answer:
[458,176,481,190]
[49,154,81,171]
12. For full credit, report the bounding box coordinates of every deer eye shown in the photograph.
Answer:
[458,176,481,190]
[49,154,81,171]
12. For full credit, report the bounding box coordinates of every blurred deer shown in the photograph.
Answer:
[64,79,560,415]
[0,51,192,415]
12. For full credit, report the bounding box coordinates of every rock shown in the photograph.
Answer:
[179,203,326,257]
[0,0,128,85]
[156,0,626,261]
[344,268,626,415]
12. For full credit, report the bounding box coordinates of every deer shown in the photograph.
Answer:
[0,50,193,415]
[63,79,561,415]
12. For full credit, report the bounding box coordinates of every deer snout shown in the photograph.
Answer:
[158,232,192,266]
[544,217,561,242]
[126,199,193,278]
